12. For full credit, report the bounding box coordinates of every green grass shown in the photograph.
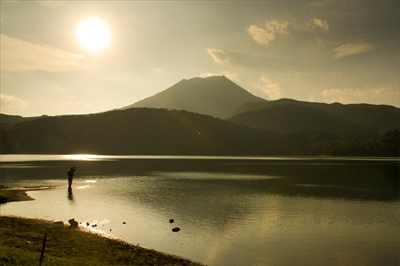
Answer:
[0,216,205,266]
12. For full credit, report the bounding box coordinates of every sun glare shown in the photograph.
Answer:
[76,17,111,53]
[63,154,106,161]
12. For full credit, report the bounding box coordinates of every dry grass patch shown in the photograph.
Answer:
[0,216,205,266]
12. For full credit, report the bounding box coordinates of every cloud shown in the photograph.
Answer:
[1,34,95,72]
[1,13,24,24]
[36,1,65,8]
[322,86,389,103]
[331,42,376,59]
[200,71,239,83]
[307,94,316,102]
[286,71,308,79]
[0,94,27,108]
[200,72,217,78]
[309,18,329,31]
[248,20,289,45]
[205,48,230,64]
[260,77,282,100]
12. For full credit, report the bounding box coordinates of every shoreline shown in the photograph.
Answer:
[0,187,205,265]
[0,186,58,204]
[0,187,35,204]
[0,215,205,265]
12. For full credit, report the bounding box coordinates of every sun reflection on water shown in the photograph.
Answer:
[76,185,91,189]
[62,154,108,161]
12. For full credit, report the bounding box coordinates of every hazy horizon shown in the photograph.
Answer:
[1,1,399,117]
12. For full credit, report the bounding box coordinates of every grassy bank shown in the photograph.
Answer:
[0,187,34,204]
[0,216,204,265]
[0,189,204,265]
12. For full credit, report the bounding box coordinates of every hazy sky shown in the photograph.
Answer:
[1,0,399,117]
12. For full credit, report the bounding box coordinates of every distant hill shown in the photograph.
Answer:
[0,127,18,153]
[0,114,40,130]
[228,99,400,139]
[7,108,286,155]
[4,108,398,156]
[123,75,266,119]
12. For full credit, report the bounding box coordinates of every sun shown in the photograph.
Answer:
[76,17,111,53]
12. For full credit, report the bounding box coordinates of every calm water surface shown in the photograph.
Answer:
[1,155,399,266]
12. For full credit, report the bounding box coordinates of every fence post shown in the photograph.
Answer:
[39,231,47,266]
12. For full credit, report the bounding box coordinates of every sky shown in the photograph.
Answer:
[1,0,399,117]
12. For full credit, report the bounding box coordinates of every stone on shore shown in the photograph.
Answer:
[68,218,79,228]
[53,221,64,226]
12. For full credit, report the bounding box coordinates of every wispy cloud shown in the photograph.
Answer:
[200,71,239,83]
[1,34,95,72]
[331,42,376,59]
[322,86,389,104]
[0,94,27,109]
[1,13,24,24]
[260,77,282,100]
[286,71,308,79]
[205,48,230,64]
[248,20,289,45]
[36,1,65,8]
[307,94,316,102]
[309,18,329,31]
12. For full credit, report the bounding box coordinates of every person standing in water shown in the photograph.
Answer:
[67,166,76,187]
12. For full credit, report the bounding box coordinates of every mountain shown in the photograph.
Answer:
[2,76,399,156]
[123,75,266,119]
[228,99,400,139]
[122,76,398,139]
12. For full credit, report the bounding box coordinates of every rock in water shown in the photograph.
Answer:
[169,219,174,223]
[172,227,180,232]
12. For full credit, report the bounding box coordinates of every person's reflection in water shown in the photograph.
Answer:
[68,186,74,202]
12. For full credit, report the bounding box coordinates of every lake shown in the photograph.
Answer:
[1,155,399,266]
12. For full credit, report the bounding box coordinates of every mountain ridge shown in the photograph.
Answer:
[229,98,399,138]
[123,75,266,119]
[1,76,399,156]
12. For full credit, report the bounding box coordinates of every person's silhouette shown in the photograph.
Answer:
[67,166,76,187]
